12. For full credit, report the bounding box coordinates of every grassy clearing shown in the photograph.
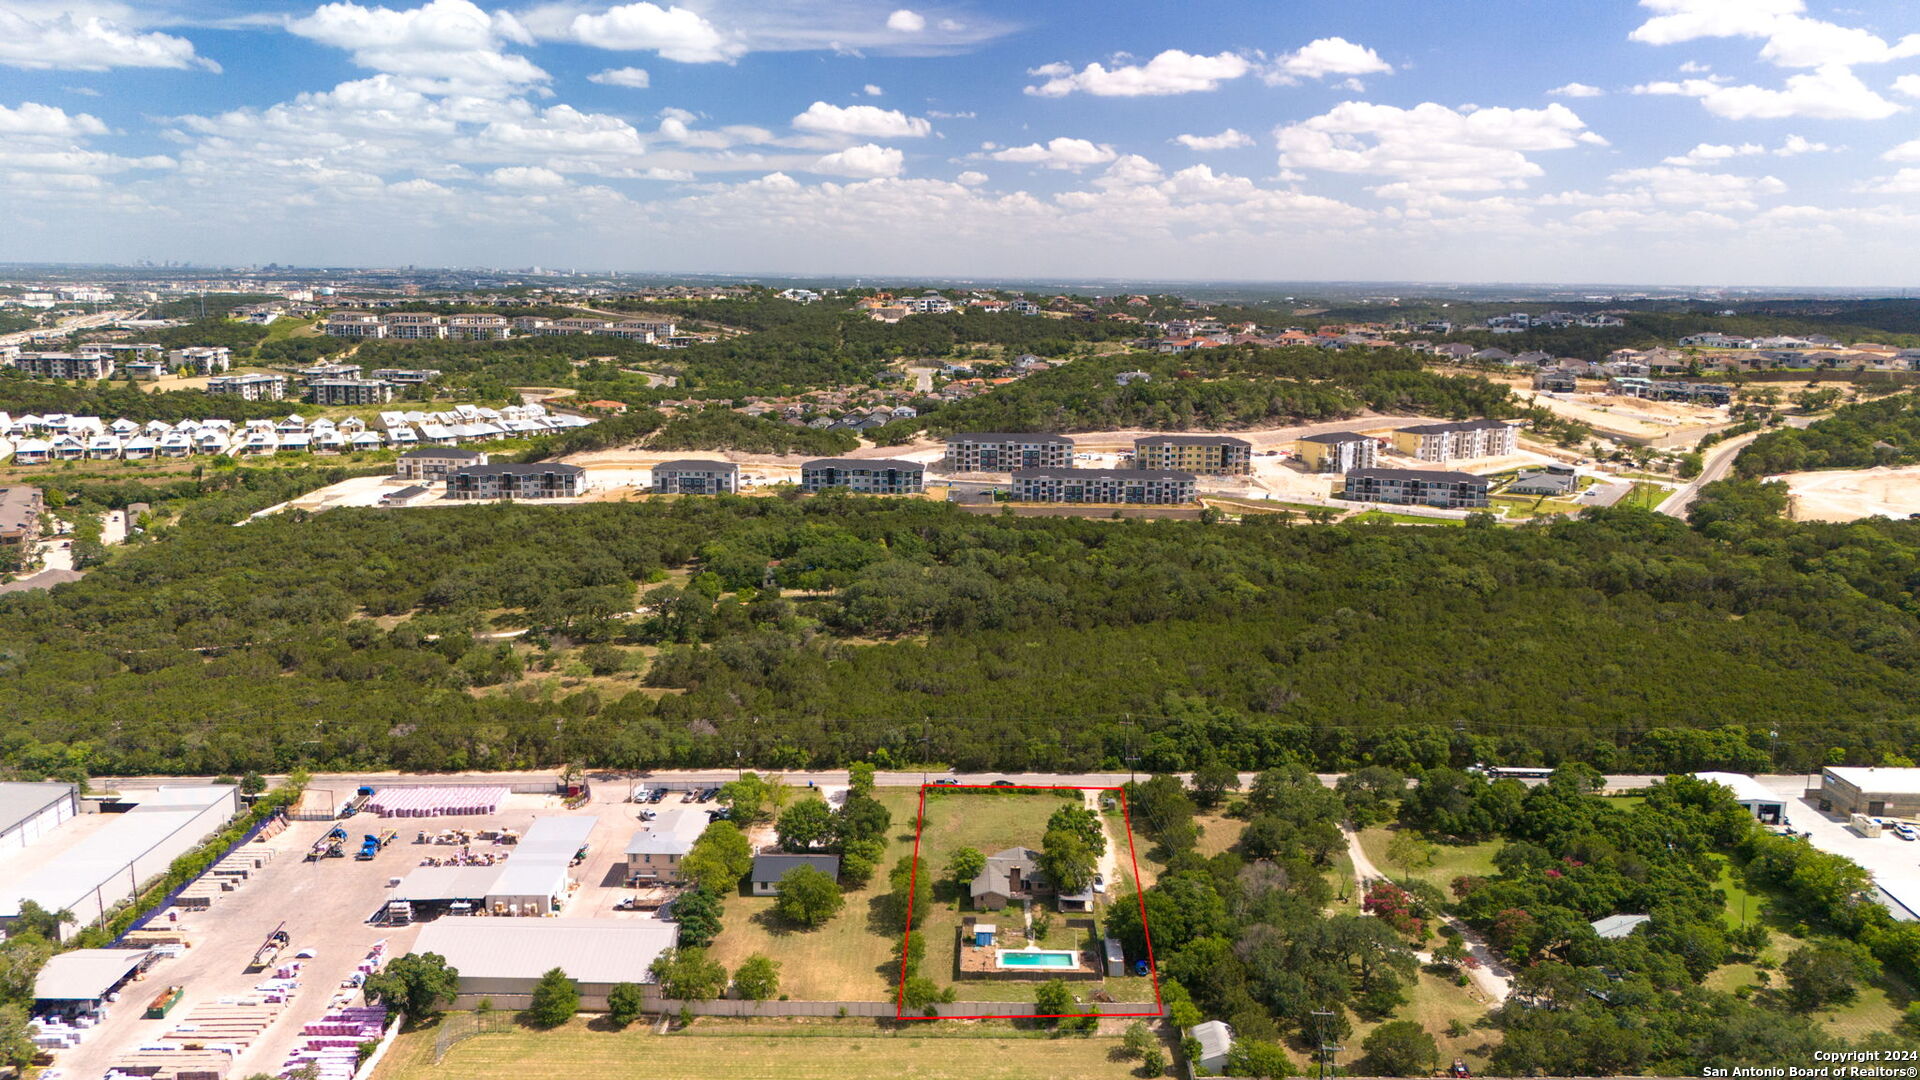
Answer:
[1357,826,1502,890]
[1194,812,1246,858]
[1348,510,1466,526]
[1348,970,1498,1074]
[376,1016,1141,1080]
[1621,482,1669,510]
[704,787,922,1002]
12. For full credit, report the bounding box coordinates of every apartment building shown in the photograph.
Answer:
[310,379,396,407]
[601,319,674,342]
[370,368,442,385]
[1295,431,1379,473]
[396,447,488,481]
[1010,467,1196,505]
[943,432,1073,472]
[800,458,925,494]
[447,314,511,341]
[1606,377,1733,406]
[1134,435,1252,475]
[623,809,710,883]
[126,360,168,380]
[167,346,232,375]
[1338,468,1490,509]
[903,293,955,314]
[323,313,387,339]
[296,363,363,385]
[1389,420,1517,463]
[380,312,448,340]
[205,373,288,401]
[447,463,586,500]
[652,459,740,495]
[535,318,610,336]
[11,352,116,380]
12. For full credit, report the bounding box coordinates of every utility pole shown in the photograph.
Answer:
[1311,1010,1341,1080]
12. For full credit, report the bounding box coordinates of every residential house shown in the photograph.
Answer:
[1133,435,1252,475]
[1295,431,1379,473]
[1010,468,1196,505]
[1114,370,1151,386]
[749,854,841,896]
[1339,468,1490,509]
[1533,371,1578,393]
[970,847,1051,910]
[652,460,740,495]
[0,486,45,556]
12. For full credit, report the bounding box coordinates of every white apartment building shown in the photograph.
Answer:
[323,313,387,339]
[167,347,232,375]
[448,314,510,341]
[1389,420,1517,463]
[380,312,448,340]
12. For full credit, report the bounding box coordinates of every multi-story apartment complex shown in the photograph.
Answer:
[447,463,586,500]
[800,458,925,494]
[310,379,396,406]
[167,346,232,375]
[537,318,610,336]
[1339,468,1490,508]
[903,293,955,314]
[1010,468,1196,504]
[380,312,448,340]
[1295,431,1379,473]
[652,460,741,494]
[447,314,510,340]
[601,319,674,342]
[10,352,117,380]
[1133,435,1252,475]
[296,363,363,385]
[396,447,488,481]
[943,432,1074,472]
[322,313,387,339]
[1389,420,1517,463]
[205,373,288,400]
[370,368,442,385]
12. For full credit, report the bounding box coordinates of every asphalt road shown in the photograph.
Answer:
[1657,430,1761,518]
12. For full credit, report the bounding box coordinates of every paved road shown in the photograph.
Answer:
[1657,430,1761,518]
[0,308,131,346]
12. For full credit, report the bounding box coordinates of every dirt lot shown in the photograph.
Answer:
[1774,466,1920,522]
[1518,388,1731,446]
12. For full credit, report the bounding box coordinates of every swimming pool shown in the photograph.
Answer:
[996,949,1078,969]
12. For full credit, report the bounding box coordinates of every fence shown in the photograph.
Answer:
[439,995,1163,1025]
[109,809,283,946]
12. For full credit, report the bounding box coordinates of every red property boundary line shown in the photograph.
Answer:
[894,783,1162,1021]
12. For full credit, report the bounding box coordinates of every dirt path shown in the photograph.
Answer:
[1342,827,1512,1004]
[1088,790,1122,895]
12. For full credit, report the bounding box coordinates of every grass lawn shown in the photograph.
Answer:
[1357,826,1502,890]
[1348,970,1497,1075]
[1194,812,1247,858]
[704,787,923,1001]
[376,1016,1143,1080]
[1621,482,1669,510]
[1348,510,1465,526]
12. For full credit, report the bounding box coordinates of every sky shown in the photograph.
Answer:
[3,0,1920,285]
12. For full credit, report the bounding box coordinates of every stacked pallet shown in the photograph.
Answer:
[275,1005,388,1080]
[175,850,275,912]
[365,785,506,817]
[105,1047,234,1079]
[253,815,289,842]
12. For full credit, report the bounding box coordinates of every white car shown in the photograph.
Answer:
[1894,824,1917,841]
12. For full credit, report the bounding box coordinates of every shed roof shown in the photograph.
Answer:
[0,781,75,836]
[34,948,150,1002]
[624,809,709,856]
[1694,772,1784,805]
[1591,913,1652,939]
[1825,766,1920,796]
[751,854,841,883]
[412,918,678,985]
[1189,1020,1234,1060]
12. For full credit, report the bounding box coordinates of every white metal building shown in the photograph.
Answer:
[33,948,152,1007]
[390,816,595,916]
[0,782,78,853]
[1695,772,1789,825]
[411,918,679,1010]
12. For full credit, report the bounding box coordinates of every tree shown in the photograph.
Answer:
[848,762,876,797]
[901,974,954,1014]
[0,935,54,1005]
[1190,761,1241,810]
[1226,1040,1297,1079]
[1047,804,1107,856]
[11,900,74,942]
[946,846,987,893]
[1122,1021,1154,1058]
[362,951,459,1020]
[672,886,723,947]
[606,982,645,1027]
[1034,978,1075,1021]
[1140,1046,1166,1077]
[886,856,930,930]
[776,798,835,851]
[240,771,268,795]
[835,793,892,846]
[680,822,752,892]
[1041,828,1097,894]
[719,772,773,825]
[648,947,727,1002]
[1385,830,1437,884]
[0,1003,32,1070]
[1782,940,1880,1011]
[1359,1020,1439,1077]
[524,967,578,1028]
[732,954,780,1001]
[774,865,844,928]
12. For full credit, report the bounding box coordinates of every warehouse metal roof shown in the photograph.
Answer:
[0,781,75,837]
[624,809,709,856]
[391,866,503,903]
[413,918,678,984]
[0,786,234,919]
[34,948,150,1002]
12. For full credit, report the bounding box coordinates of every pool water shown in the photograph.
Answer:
[996,949,1077,969]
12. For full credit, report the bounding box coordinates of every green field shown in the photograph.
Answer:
[376,1016,1145,1080]
[1357,826,1503,889]
[704,788,923,1001]
[1348,510,1466,526]
[1348,970,1497,1074]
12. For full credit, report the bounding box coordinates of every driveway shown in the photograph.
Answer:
[1344,826,1512,1004]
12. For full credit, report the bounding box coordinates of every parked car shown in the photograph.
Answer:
[697,787,718,803]
[1092,874,1106,893]
[991,779,1015,787]
[1895,823,1917,841]
[933,778,960,786]
[680,789,696,803]
[648,788,667,804]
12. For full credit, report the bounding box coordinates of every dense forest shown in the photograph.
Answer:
[650,408,859,456]
[1,483,1917,780]
[1735,392,1920,478]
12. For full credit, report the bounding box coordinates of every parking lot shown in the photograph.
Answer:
[46,779,713,1080]
[1755,775,1920,920]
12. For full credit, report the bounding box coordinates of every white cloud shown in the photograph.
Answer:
[288,0,545,96]
[1859,168,1920,194]
[1275,101,1600,195]
[1775,134,1830,155]
[568,3,743,64]
[813,143,904,177]
[1175,128,1254,151]
[0,6,217,71]
[1896,74,1920,99]
[1608,164,1786,210]
[1264,37,1391,85]
[885,9,924,32]
[1024,50,1249,97]
[1679,60,1711,73]
[954,169,986,185]
[1629,0,1920,68]
[791,101,930,138]
[1662,141,1763,165]
[1548,82,1605,98]
[488,164,567,188]
[0,101,108,137]
[1633,64,1901,119]
[863,84,883,96]
[588,66,650,88]
[986,136,1117,170]
[1882,139,1920,163]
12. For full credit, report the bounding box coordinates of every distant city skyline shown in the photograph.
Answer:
[4,0,1920,285]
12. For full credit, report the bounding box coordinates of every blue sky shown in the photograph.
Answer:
[3,0,1920,284]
